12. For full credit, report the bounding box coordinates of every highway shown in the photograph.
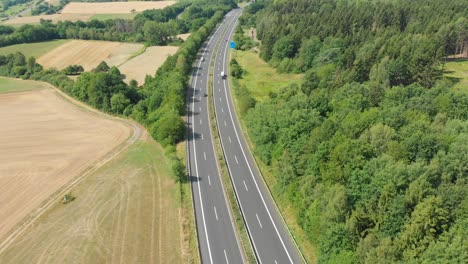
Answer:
[186,8,245,264]
[211,7,303,264]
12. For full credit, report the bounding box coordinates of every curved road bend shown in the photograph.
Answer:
[212,8,303,264]
[187,9,245,264]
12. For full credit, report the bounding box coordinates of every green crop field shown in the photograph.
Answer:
[0,138,186,264]
[0,77,48,93]
[232,49,303,101]
[444,59,468,93]
[0,39,69,58]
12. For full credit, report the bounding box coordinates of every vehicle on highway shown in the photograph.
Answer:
[221,71,226,79]
[201,56,205,62]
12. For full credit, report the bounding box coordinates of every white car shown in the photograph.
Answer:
[221,71,226,79]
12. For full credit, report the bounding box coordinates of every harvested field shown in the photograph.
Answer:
[37,40,143,71]
[4,13,93,25]
[177,33,191,41]
[0,137,184,264]
[0,81,131,242]
[61,1,176,14]
[119,46,178,84]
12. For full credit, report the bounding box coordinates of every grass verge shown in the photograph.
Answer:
[228,49,317,263]
[177,141,200,264]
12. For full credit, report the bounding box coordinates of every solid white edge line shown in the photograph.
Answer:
[221,12,295,264]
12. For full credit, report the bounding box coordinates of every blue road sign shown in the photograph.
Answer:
[230,41,236,49]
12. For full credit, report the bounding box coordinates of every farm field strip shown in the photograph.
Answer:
[0,82,132,243]
[0,138,183,264]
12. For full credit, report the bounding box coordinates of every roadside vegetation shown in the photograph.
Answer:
[229,0,468,263]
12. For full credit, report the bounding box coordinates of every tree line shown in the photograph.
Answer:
[0,0,233,47]
[233,0,468,263]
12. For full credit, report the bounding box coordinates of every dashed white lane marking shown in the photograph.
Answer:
[256,214,263,229]
[224,249,229,264]
[228,136,232,143]
[208,175,211,186]
[199,119,202,125]
[201,133,204,140]
[214,206,218,221]
[219,97,222,102]
[200,107,202,111]
[204,152,207,160]
[221,107,224,113]
[235,155,239,164]
[243,180,248,191]
[224,120,227,127]
[219,88,221,92]
[275,260,278,264]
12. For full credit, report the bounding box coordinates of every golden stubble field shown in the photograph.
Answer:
[0,79,187,263]
[36,40,178,84]
[0,86,131,242]
[37,40,143,71]
[119,46,179,84]
[4,1,176,24]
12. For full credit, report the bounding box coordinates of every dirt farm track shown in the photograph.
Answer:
[0,87,132,242]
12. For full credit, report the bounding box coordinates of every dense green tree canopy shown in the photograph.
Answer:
[237,0,468,263]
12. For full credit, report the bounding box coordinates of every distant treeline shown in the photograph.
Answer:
[233,0,468,263]
[0,0,235,46]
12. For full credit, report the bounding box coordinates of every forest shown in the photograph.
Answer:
[235,0,468,263]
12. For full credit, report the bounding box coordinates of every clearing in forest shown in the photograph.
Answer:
[444,58,468,93]
[0,78,131,242]
[37,40,143,71]
[232,49,303,101]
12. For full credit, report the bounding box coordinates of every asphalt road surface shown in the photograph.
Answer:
[211,8,304,264]
[187,9,245,264]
